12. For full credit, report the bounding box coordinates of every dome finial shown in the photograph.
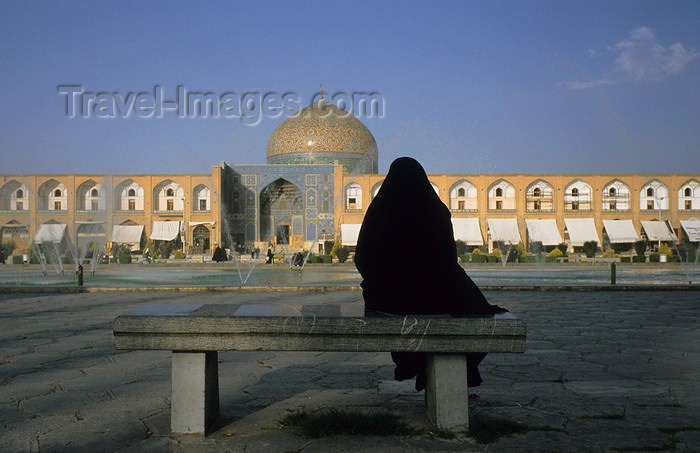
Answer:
[319,83,324,100]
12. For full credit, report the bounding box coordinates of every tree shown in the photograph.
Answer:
[0,241,17,256]
[582,241,598,258]
[0,241,16,264]
[529,241,544,255]
[455,239,468,257]
[556,242,568,255]
[115,244,132,264]
[334,246,350,263]
[658,243,672,256]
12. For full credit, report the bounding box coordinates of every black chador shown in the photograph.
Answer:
[354,157,507,390]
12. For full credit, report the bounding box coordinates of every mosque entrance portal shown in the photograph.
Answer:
[260,178,303,247]
[276,225,290,244]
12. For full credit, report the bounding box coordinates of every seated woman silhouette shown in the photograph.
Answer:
[354,157,507,391]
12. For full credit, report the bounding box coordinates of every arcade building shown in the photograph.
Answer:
[1,100,699,260]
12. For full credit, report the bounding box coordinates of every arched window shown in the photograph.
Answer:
[1,181,29,211]
[154,180,183,211]
[345,183,362,210]
[526,180,554,211]
[603,180,631,211]
[449,180,477,211]
[116,179,144,211]
[38,179,66,211]
[640,180,668,211]
[678,179,699,211]
[193,184,210,211]
[488,180,515,210]
[371,181,384,199]
[76,180,103,211]
[564,180,592,211]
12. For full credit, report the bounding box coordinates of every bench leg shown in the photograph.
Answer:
[171,351,219,435]
[425,353,469,429]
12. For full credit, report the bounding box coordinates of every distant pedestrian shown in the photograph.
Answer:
[212,246,227,262]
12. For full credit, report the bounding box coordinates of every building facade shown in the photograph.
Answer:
[0,171,222,256]
[1,100,698,258]
[337,173,700,252]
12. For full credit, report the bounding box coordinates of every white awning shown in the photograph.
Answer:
[641,221,677,242]
[451,218,484,245]
[525,219,562,246]
[564,218,600,246]
[150,221,181,241]
[487,218,521,244]
[75,220,106,224]
[603,220,639,243]
[34,224,67,244]
[341,224,362,246]
[189,221,216,226]
[680,220,700,242]
[111,225,144,244]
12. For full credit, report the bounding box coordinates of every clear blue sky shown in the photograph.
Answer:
[1,0,698,175]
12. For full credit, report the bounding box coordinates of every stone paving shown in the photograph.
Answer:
[0,289,698,452]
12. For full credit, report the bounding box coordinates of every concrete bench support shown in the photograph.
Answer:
[425,353,469,429]
[171,351,219,435]
[114,303,525,436]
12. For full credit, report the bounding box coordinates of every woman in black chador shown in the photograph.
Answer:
[354,157,507,390]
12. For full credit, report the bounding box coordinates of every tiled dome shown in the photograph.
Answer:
[266,101,378,174]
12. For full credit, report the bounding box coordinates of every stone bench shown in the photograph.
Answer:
[113,303,526,435]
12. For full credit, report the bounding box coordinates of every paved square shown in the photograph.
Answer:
[1,289,698,452]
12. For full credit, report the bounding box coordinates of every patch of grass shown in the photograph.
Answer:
[611,438,678,452]
[428,428,459,439]
[635,401,683,408]
[468,415,528,443]
[279,408,420,438]
[657,426,700,435]
[468,415,566,444]
[578,413,624,420]
[280,410,311,428]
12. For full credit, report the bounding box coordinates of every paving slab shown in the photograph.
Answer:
[0,288,698,452]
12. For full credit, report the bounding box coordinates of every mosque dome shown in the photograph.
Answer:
[266,101,378,174]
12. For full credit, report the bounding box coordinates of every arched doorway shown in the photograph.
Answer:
[192,224,211,254]
[260,178,303,247]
